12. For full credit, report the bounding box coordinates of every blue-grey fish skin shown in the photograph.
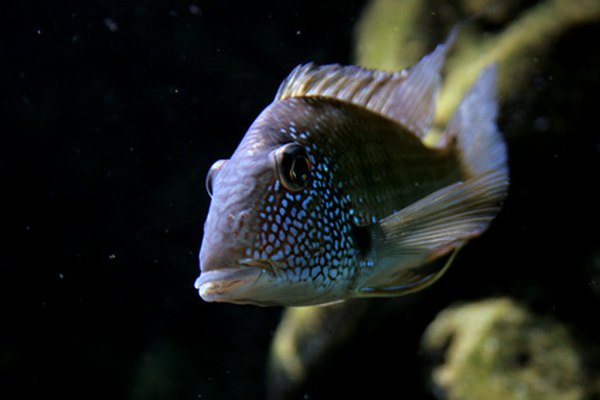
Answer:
[196,41,508,306]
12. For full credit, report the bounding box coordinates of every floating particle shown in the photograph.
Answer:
[189,5,202,15]
[103,18,118,32]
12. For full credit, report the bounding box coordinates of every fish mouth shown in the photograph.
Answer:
[194,259,277,302]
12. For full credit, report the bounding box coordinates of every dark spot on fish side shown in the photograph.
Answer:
[351,225,371,258]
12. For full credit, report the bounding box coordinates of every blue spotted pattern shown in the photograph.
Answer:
[246,127,372,288]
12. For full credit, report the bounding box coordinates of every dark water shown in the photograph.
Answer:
[2,0,599,399]
[1,1,364,398]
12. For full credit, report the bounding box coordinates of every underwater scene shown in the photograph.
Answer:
[2,0,599,399]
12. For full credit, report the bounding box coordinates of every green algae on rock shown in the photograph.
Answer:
[420,298,590,400]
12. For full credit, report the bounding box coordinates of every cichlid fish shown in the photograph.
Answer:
[195,36,508,306]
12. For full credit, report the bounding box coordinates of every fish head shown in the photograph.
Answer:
[196,100,352,306]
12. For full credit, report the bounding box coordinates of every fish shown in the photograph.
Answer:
[194,35,508,306]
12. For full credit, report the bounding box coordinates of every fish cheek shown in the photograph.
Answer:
[228,211,250,238]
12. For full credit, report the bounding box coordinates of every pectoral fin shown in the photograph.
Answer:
[358,246,460,296]
[355,169,507,296]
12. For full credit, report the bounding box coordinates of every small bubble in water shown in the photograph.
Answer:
[103,18,119,32]
[189,5,202,15]
[108,254,116,260]
[533,116,550,132]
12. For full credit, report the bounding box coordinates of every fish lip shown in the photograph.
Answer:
[195,258,282,302]
[195,267,263,302]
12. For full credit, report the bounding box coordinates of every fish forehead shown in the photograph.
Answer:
[209,146,268,221]
[211,105,290,206]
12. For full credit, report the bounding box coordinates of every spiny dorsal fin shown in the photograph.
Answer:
[275,63,408,108]
[275,30,456,138]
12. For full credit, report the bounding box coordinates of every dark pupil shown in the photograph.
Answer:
[278,144,311,191]
[290,157,309,183]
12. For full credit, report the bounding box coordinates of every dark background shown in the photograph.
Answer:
[1,1,365,398]
[1,0,599,399]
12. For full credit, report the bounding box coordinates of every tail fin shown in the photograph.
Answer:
[444,65,508,179]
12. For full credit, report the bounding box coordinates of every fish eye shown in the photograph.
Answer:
[205,159,227,198]
[275,143,311,192]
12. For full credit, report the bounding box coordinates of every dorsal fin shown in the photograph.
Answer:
[275,31,456,138]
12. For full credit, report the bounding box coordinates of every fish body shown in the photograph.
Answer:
[195,37,508,306]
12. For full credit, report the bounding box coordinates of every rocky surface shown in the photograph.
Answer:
[421,298,598,400]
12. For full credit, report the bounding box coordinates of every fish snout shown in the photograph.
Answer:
[200,206,253,273]
[196,234,265,303]
[199,243,239,273]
